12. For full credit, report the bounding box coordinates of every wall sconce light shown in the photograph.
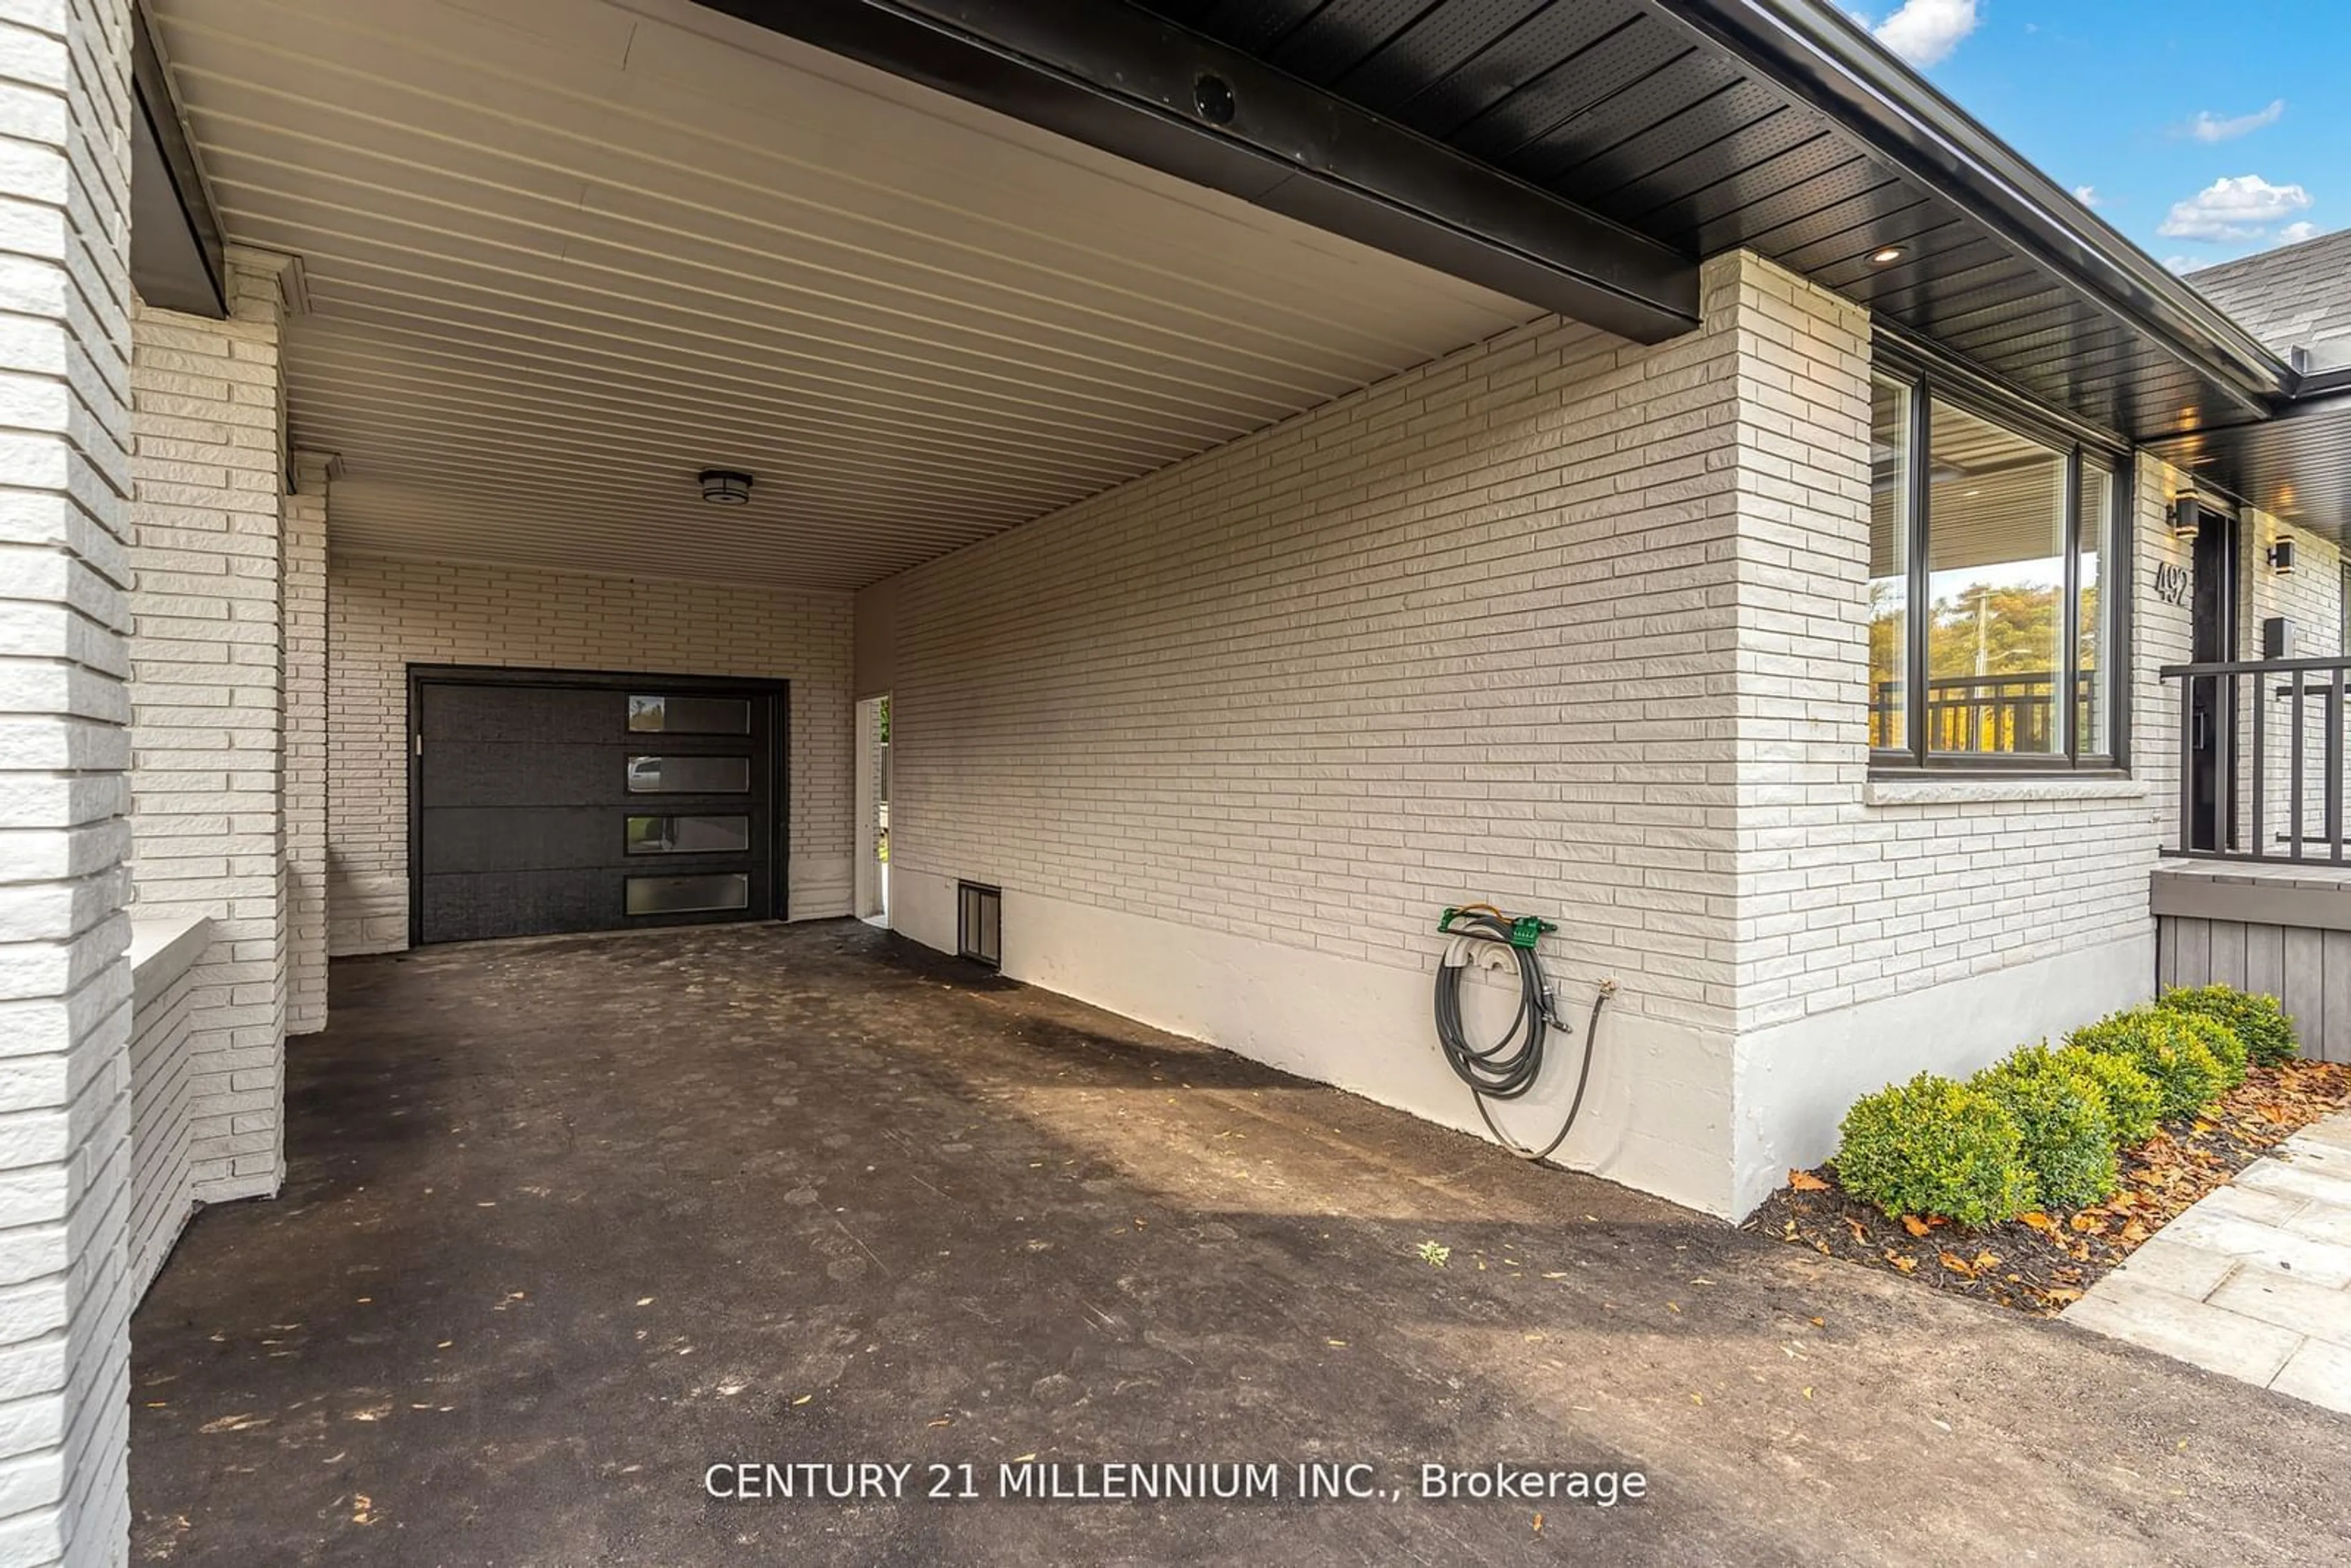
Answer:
[2170,495,2202,539]
[697,468,754,506]
[2268,537,2296,575]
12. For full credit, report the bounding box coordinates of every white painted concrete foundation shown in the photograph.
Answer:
[895,869,1738,1214]
[1730,930,2154,1216]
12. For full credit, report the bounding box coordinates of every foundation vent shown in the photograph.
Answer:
[957,881,1002,970]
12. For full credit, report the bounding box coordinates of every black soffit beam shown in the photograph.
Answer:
[129,2,227,318]
[692,0,1702,343]
[1648,0,2290,421]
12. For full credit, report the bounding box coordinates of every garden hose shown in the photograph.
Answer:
[1433,909,1611,1163]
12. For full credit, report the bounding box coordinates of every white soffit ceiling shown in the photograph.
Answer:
[151,0,1539,590]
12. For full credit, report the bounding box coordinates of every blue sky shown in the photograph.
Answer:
[1847,1,2345,271]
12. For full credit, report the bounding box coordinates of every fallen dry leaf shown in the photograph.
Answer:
[1938,1251,1975,1278]
[1900,1215,1931,1238]
[2019,1211,2058,1233]
[198,1413,269,1434]
[1787,1169,1831,1192]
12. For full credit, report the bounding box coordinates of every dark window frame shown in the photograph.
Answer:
[1869,345,2132,776]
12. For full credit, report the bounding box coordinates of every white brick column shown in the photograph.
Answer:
[0,2,138,1562]
[125,254,289,1204]
[283,450,329,1035]
[1719,255,2159,1214]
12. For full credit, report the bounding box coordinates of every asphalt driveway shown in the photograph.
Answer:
[130,923,2351,1564]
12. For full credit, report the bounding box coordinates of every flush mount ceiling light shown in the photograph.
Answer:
[697,468,754,506]
[1869,246,1906,264]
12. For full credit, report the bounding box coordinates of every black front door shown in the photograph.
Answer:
[2188,511,2238,852]
[411,669,784,943]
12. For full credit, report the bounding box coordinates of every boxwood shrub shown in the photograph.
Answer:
[2065,1008,2229,1122]
[2159,985,2299,1068]
[1972,1046,2119,1209]
[2165,1009,2248,1089]
[2055,1044,2162,1147]
[1834,1073,2031,1226]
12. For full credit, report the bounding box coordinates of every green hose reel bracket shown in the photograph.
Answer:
[1436,907,1557,949]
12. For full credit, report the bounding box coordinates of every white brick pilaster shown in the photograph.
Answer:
[284,450,330,1034]
[126,253,289,1206]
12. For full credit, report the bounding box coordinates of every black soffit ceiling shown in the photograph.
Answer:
[2146,392,2351,544]
[706,1,2312,467]
[1127,0,2286,438]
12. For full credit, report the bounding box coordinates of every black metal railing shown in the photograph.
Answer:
[2161,655,2351,863]
[1870,671,2098,754]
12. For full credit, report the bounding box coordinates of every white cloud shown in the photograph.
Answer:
[2157,174,2313,240]
[2072,184,2099,208]
[2164,256,2205,275]
[1870,0,1979,67]
[2275,221,2320,247]
[2187,100,2285,143]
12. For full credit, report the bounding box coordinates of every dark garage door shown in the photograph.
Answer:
[411,669,784,944]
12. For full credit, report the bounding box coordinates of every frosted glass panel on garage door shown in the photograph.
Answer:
[627,694,752,733]
[625,755,751,793]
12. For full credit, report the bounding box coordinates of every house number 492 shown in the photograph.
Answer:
[2153,561,2191,606]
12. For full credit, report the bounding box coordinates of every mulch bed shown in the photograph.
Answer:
[1744,1060,2351,1315]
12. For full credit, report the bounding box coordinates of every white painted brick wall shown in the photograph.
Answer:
[869,251,2205,1212]
[282,453,327,1033]
[0,1,137,1562]
[326,556,855,951]
[1726,277,2162,1035]
[2248,511,2344,661]
[885,262,1753,1037]
[125,258,288,1207]
[885,250,2162,1050]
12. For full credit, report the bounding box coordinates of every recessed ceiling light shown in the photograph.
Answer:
[697,468,754,506]
[1869,246,1905,264]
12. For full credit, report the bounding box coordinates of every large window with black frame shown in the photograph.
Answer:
[1868,361,2121,770]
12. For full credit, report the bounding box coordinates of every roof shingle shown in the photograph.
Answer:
[2188,227,2351,369]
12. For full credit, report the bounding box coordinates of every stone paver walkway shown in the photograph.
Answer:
[2066,1110,2351,1413]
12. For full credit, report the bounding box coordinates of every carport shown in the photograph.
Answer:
[13,0,2349,1559]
